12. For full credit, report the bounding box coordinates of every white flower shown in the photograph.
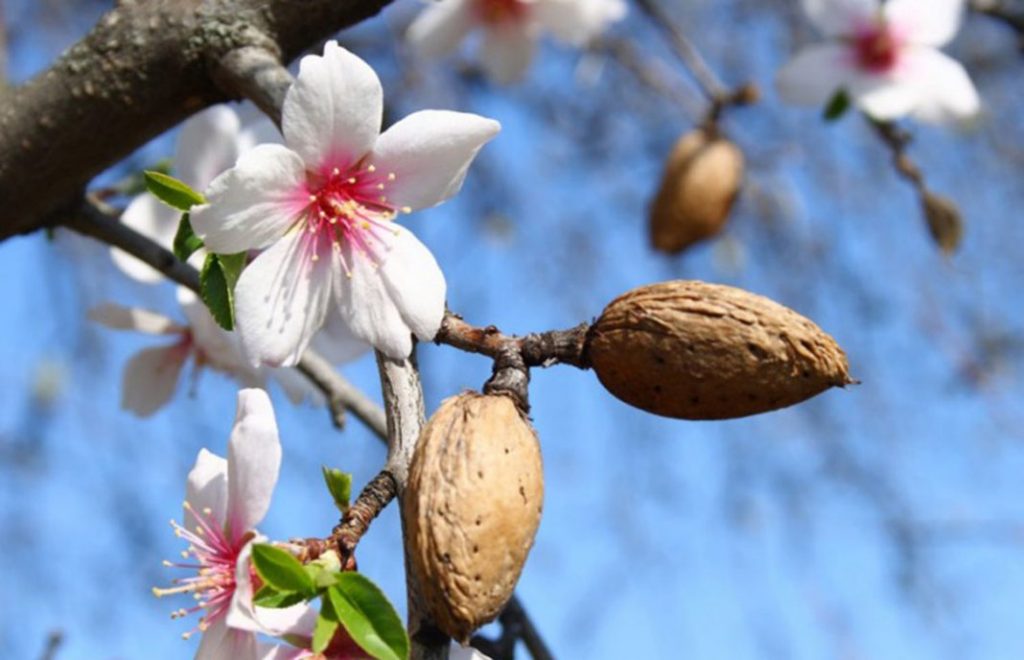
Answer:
[191,42,500,367]
[154,389,316,659]
[407,0,627,84]
[775,0,980,123]
[89,287,263,416]
[112,106,267,283]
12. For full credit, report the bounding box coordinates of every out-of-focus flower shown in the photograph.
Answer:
[89,287,263,416]
[191,42,500,366]
[154,389,316,659]
[775,0,980,123]
[112,106,268,283]
[407,0,627,84]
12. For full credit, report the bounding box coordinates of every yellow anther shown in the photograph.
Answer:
[367,164,376,173]
[332,167,341,176]
[401,206,412,214]
[387,172,396,181]
[348,177,357,184]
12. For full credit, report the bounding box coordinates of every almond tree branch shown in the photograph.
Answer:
[0,0,393,241]
[64,195,378,432]
[631,0,758,118]
[970,0,1024,49]
[435,311,591,370]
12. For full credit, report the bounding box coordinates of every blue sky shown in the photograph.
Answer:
[2,1,1024,659]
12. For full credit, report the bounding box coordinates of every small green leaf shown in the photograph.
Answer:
[251,544,316,596]
[200,254,233,331]
[172,213,204,262]
[143,171,205,211]
[328,574,409,660]
[322,467,353,514]
[312,611,341,654]
[218,251,247,290]
[253,585,308,609]
[823,89,851,122]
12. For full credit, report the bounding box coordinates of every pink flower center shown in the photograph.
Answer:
[853,22,903,73]
[301,162,405,275]
[473,0,530,26]
[154,501,252,640]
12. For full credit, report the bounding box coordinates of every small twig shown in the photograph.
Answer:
[435,311,590,370]
[472,595,555,660]
[868,119,925,191]
[38,631,63,660]
[332,469,399,559]
[296,350,388,432]
[631,0,758,120]
[970,0,1024,50]
[597,36,703,119]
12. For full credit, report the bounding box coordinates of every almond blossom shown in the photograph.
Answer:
[407,0,627,84]
[775,0,980,123]
[191,42,500,366]
[154,389,315,659]
[111,106,265,283]
[89,287,264,416]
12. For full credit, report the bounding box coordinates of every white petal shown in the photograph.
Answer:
[110,195,180,283]
[333,242,413,360]
[234,228,334,368]
[378,228,447,343]
[121,344,187,417]
[185,448,229,529]
[196,620,262,660]
[175,105,244,190]
[176,287,260,381]
[191,144,309,254]
[886,0,963,46]
[480,25,536,84]
[848,73,921,120]
[312,312,372,365]
[88,303,183,335]
[407,0,474,57]
[369,110,500,211]
[534,0,626,45]
[226,389,281,540]
[334,228,446,358]
[775,43,850,107]
[902,47,981,123]
[800,0,878,37]
[282,41,383,170]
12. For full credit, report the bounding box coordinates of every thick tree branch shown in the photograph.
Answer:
[0,0,393,241]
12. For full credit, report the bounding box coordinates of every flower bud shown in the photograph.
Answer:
[920,191,962,255]
[403,392,544,643]
[649,129,744,254]
[586,280,853,420]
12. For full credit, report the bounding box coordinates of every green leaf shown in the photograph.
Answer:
[250,544,316,596]
[328,574,409,660]
[218,251,247,290]
[172,213,204,262]
[253,585,308,609]
[199,252,246,331]
[322,467,353,513]
[143,171,205,211]
[312,611,341,654]
[200,254,233,331]
[823,89,851,122]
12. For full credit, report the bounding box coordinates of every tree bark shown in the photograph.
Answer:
[0,0,392,240]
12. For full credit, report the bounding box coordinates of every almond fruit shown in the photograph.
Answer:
[649,128,744,254]
[403,392,544,642]
[586,280,852,419]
